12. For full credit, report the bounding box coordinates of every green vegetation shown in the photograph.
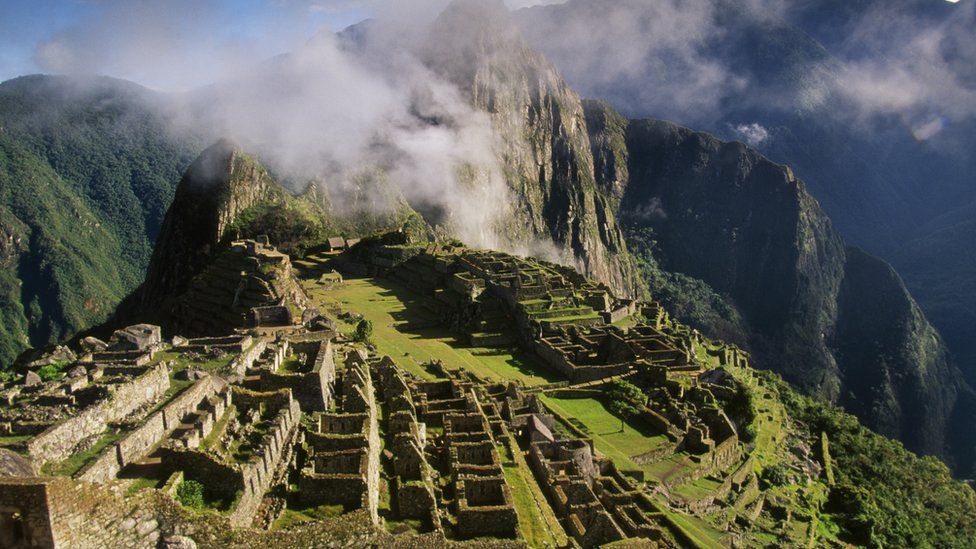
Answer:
[309,277,557,385]
[0,434,32,447]
[0,75,197,368]
[36,360,72,381]
[353,319,374,344]
[273,503,345,530]
[604,379,643,419]
[176,479,206,508]
[759,370,976,547]
[503,461,566,547]
[541,395,669,473]
[227,197,330,257]
[625,226,748,344]
[125,476,164,495]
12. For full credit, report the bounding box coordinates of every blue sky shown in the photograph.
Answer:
[0,0,559,89]
[0,0,372,87]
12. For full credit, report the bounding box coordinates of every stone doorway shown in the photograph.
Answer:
[0,508,29,548]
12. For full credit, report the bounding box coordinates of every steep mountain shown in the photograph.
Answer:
[893,209,976,386]
[583,100,976,473]
[1,0,972,477]
[139,139,280,310]
[419,0,639,297]
[515,0,976,385]
[0,75,196,367]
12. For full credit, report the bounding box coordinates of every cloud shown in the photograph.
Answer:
[829,1,976,125]
[180,27,517,249]
[504,0,567,8]
[630,197,668,223]
[731,123,770,147]
[31,0,524,250]
[512,0,788,123]
[512,0,976,133]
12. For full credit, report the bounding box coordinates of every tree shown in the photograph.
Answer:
[353,319,374,344]
[605,379,643,422]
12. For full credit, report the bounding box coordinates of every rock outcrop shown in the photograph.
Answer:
[422,0,639,297]
[583,105,976,473]
[140,140,280,310]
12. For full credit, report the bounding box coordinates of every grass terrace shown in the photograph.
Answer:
[540,395,671,474]
[501,434,568,547]
[42,429,124,477]
[273,502,345,530]
[0,434,32,448]
[306,277,560,386]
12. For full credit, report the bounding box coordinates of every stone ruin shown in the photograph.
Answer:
[172,239,308,335]
[0,236,825,548]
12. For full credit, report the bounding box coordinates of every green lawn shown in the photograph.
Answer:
[309,277,560,386]
[655,502,727,549]
[273,503,345,530]
[0,434,32,447]
[500,435,568,548]
[672,476,723,503]
[540,395,670,473]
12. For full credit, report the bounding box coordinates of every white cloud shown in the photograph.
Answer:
[731,123,770,147]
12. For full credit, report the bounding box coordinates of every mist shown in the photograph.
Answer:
[513,0,976,137]
[29,1,535,251]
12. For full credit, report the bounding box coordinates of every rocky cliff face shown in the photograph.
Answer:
[583,103,976,472]
[140,139,280,310]
[422,0,639,297]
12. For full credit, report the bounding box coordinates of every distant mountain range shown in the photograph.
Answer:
[516,0,976,390]
[0,0,974,478]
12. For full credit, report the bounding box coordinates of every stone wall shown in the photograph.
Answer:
[0,479,54,548]
[0,477,160,549]
[394,479,437,520]
[26,364,171,466]
[300,358,379,524]
[158,390,302,527]
[248,306,291,328]
[251,340,335,411]
[229,395,301,527]
[453,476,518,539]
[230,339,268,377]
[79,376,223,483]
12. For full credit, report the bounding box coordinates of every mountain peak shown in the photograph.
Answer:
[139,140,279,310]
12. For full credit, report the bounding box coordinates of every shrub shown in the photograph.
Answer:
[36,361,70,381]
[761,464,789,487]
[353,319,374,344]
[175,479,205,508]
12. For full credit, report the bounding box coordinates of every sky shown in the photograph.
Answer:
[0,0,563,89]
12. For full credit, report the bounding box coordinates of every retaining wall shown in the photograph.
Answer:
[27,364,171,466]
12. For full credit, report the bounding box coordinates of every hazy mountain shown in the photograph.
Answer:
[515,0,976,387]
[0,75,197,366]
[583,101,976,473]
[1,0,973,475]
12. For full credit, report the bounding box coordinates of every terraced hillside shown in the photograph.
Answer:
[2,233,975,547]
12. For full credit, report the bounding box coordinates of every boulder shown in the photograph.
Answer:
[160,535,197,549]
[175,369,207,381]
[110,324,162,351]
[24,370,41,386]
[67,365,88,378]
[171,335,189,347]
[80,336,109,353]
[0,448,35,477]
[26,345,76,368]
